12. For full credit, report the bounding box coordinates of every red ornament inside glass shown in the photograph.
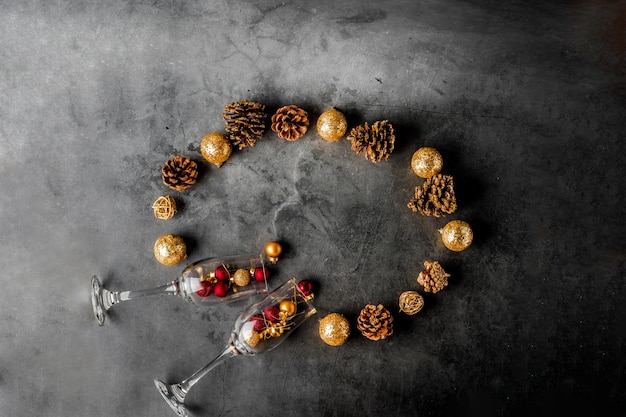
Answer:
[254,266,270,282]
[196,281,213,297]
[297,280,313,296]
[215,265,230,282]
[213,281,230,297]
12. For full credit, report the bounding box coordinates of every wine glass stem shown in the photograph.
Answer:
[176,345,238,395]
[104,282,177,309]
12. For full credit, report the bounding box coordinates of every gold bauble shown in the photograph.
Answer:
[279,300,296,316]
[440,220,473,252]
[244,330,261,347]
[200,132,232,167]
[316,108,347,142]
[232,269,252,287]
[411,147,443,178]
[318,313,350,346]
[153,234,187,266]
[265,241,282,263]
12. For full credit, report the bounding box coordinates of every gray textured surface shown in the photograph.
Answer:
[1,1,625,416]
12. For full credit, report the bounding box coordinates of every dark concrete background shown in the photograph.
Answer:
[1,0,624,416]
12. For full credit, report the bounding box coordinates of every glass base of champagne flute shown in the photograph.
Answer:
[154,277,316,416]
[90,242,282,326]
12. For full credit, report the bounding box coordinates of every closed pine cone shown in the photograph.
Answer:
[407,174,457,217]
[357,304,394,341]
[271,105,309,141]
[347,120,395,163]
[417,261,451,293]
[223,100,267,150]
[161,156,198,191]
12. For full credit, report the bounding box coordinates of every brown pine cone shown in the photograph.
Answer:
[161,156,198,191]
[356,304,394,341]
[271,105,309,141]
[417,261,451,293]
[223,100,267,150]
[347,120,395,163]
[407,174,457,217]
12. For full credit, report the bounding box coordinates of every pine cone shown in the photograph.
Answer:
[356,304,394,341]
[271,105,309,141]
[223,100,267,150]
[161,156,198,191]
[407,174,457,217]
[417,261,451,293]
[347,120,395,163]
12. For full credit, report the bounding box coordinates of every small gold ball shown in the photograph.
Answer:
[440,220,473,252]
[316,108,347,142]
[411,147,443,178]
[265,241,282,262]
[244,330,261,347]
[399,291,424,315]
[318,313,351,346]
[200,132,232,167]
[279,300,296,317]
[153,234,187,266]
[232,269,252,287]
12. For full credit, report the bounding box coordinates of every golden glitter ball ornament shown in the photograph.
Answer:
[440,220,473,252]
[244,330,261,347]
[200,132,232,168]
[232,269,252,287]
[411,147,443,178]
[316,108,347,142]
[265,241,282,263]
[318,313,351,346]
[153,233,187,266]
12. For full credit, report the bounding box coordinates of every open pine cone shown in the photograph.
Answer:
[407,174,457,217]
[356,304,394,341]
[417,261,451,293]
[271,105,309,141]
[347,120,395,163]
[223,100,267,150]
[161,156,198,191]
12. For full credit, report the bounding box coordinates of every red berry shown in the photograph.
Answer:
[263,305,280,322]
[297,280,313,296]
[254,266,270,282]
[214,281,230,297]
[215,265,230,282]
[250,315,266,331]
[196,281,213,297]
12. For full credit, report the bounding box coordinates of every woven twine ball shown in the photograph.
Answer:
[152,196,177,220]
[398,291,424,315]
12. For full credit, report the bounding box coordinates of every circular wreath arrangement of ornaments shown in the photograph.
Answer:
[148,99,474,346]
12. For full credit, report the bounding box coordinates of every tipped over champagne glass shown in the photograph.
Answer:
[154,277,317,417]
[90,242,283,326]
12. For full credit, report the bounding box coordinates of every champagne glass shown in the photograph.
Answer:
[154,277,316,417]
[91,242,283,326]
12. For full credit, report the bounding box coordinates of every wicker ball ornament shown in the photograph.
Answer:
[152,196,177,220]
[318,313,351,346]
[153,234,187,266]
[440,220,473,252]
[399,291,424,315]
[411,147,443,178]
[316,108,347,142]
[200,132,232,167]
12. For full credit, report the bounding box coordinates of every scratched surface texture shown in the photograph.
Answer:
[0,0,625,416]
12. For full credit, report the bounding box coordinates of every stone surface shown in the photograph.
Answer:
[0,0,624,416]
